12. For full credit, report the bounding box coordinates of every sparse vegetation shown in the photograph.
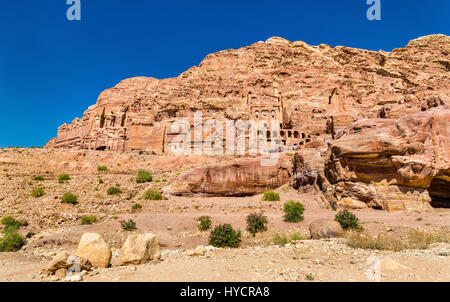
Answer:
[58,173,71,183]
[0,232,25,252]
[121,219,137,231]
[335,210,362,230]
[31,186,45,198]
[143,189,162,200]
[32,176,44,181]
[98,178,104,184]
[61,192,78,204]
[136,169,153,183]
[273,233,305,245]
[132,203,143,211]
[81,215,97,225]
[209,224,241,248]
[197,216,212,231]
[306,273,315,281]
[262,190,280,201]
[345,230,449,251]
[97,165,108,172]
[283,201,305,223]
[246,212,268,237]
[107,186,122,195]
[0,215,25,252]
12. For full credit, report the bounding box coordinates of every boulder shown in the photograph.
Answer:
[163,155,292,197]
[75,233,111,268]
[44,251,92,274]
[118,233,160,266]
[309,220,344,239]
[187,245,207,256]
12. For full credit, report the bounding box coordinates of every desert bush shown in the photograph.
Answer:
[246,212,268,237]
[132,203,143,211]
[61,192,78,204]
[58,173,71,183]
[81,215,97,225]
[283,201,305,223]
[197,216,212,231]
[121,219,137,231]
[98,178,104,184]
[0,232,25,252]
[143,189,162,200]
[209,224,241,248]
[273,233,305,245]
[97,165,108,172]
[136,169,153,183]
[31,187,45,198]
[335,210,362,230]
[1,216,21,233]
[107,186,122,195]
[262,190,280,201]
[32,176,44,181]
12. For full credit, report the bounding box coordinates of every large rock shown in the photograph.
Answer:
[45,35,449,155]
[75,233,111,268]
[163,155,292,196]
[44,251,92,274]
[325,110,450,211]
[118,233,161,266]
[309,220,344,239]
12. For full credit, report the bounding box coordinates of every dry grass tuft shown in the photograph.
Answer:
[345,229,449,251]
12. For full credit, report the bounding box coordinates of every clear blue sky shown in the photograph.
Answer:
[0,0,448,147]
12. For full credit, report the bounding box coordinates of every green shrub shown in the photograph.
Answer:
[61,192,78,204]
[0,232,25,252]
[31,187,45,198]
[335,210,362,230]
[262,190,280,201]
[121,219,137,231]
[136,169,153,183]
[32,176,44,181]
[97,165,108,172]
[107,186,122,195]
[209,224,241,248]
[283,201,305,223]
[81,215,97,225]
[143,189,162,200]
[98,178,104,184]
[246,213,268,237]
[132,203,143,211]
[197,216,212,231]
[273,233,305,245]
[58,173,71,183]
[1,216,21,233]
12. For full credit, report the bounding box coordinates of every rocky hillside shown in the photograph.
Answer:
[46,35,449,153]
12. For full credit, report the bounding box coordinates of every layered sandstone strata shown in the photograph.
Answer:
[324,109,450,211]
[46,35,449,153]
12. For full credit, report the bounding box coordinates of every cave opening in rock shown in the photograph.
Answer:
[96,146,106,151]
[428,177,450,208]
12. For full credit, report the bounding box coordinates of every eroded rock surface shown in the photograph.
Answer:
[324,110,450,211]
[164,155,292,196]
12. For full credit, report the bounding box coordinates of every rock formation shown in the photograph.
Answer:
[324,109,450,211]
[163,155,292,196]
[46,35,449,154]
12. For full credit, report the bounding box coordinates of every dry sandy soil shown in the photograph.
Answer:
[0,148,449,282]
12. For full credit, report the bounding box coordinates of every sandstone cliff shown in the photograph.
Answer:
[46,35,450,153]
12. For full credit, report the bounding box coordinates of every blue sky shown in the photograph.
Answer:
[0,0,448,147]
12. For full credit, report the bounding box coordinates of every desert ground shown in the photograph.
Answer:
[0,148,449,282]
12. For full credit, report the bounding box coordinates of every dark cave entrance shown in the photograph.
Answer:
[96,146,106,151]
[428,178,450,208]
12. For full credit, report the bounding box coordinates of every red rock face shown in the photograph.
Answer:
[163,155,292,197]
[324,109,450,211]
[46,35,449,153]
